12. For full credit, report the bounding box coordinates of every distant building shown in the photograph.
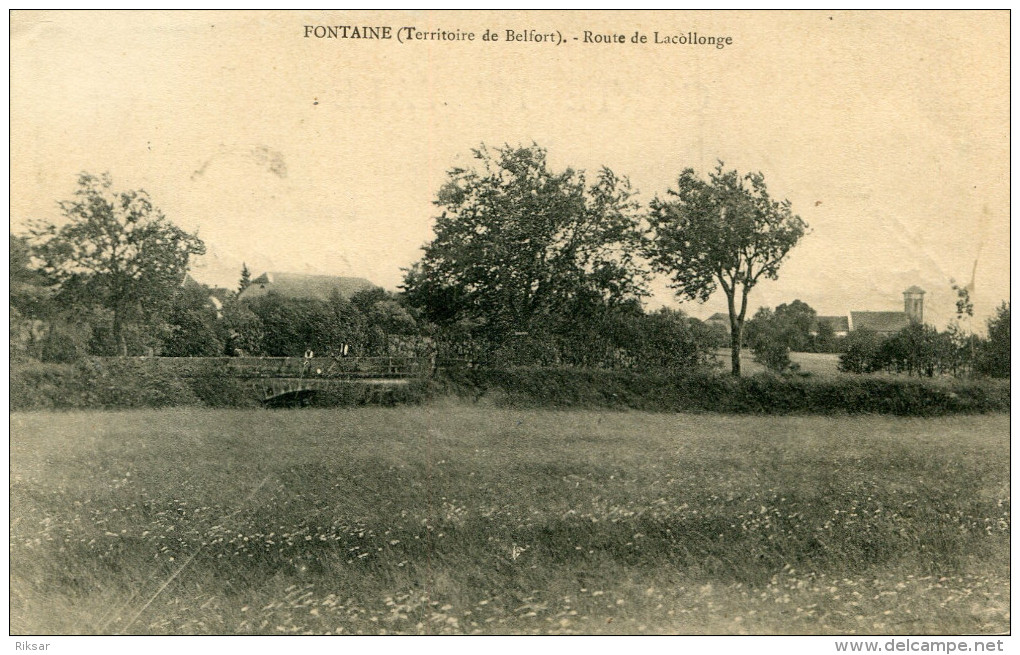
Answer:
[703,286,924,340]
[237,272,378,302]
[849,287,925,336]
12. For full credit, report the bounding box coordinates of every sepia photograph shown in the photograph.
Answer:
[8,9,1010,648]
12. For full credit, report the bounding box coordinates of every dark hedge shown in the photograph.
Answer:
[10,360,1009,416]
[436,366,1009,416]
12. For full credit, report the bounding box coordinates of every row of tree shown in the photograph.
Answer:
[12,232,426,362]
[13,239,725,371]
[8,173,425,361]
[13,147,1006,379]
[743,298,845,364]
[739,292,1009,379]
[835,306,1009,378]
[13,147,808,375]
[402,144,808,375]
[168,285,423,359]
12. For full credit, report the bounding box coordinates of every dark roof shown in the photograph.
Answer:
[851,311,909,334]
[706,312,730,322]
[238,272,378,302]
[903,285,925,294]
[816,315,850,333]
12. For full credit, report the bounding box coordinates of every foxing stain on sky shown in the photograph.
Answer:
[9,10,1009,329]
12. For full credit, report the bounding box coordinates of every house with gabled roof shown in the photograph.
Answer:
[237,272,378,303]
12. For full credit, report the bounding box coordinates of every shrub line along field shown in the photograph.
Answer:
[9,359,1010,416]
[10,405,1009,635]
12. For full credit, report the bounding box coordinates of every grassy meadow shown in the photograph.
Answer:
[10,405,1009,635]
[713,350,844,378]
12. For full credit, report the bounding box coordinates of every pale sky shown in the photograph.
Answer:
[10,10,1010,329]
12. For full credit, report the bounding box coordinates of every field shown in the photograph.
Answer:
[713,350,843,377]
[10,405,1009,635]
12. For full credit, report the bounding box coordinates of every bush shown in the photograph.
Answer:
[839,329,882,374]
[73,359,200,409]
[745,307,796,373]
[10,359,199,410]
[10,361,85,410]
[37,321,93,363]
[750,340,793,374]
[39,332,83,364]
[436,366,1009,416]
[161,310,224,357]
[489,333,561,367]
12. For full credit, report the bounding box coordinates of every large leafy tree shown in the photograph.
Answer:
[245,294,326,357]
[25,173,205,355]
[644,163,807,376]
[403,144,647,343]
[774,299,818,352]
[744,299,818,356]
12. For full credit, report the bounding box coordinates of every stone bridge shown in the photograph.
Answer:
[135,356,444,406]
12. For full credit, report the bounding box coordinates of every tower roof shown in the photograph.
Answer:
[903,285,925,294]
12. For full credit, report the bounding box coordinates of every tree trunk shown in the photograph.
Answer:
[726,289,743,377]
[730,328,742,377]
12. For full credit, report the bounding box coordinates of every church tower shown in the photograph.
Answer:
[903,286,925,324]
